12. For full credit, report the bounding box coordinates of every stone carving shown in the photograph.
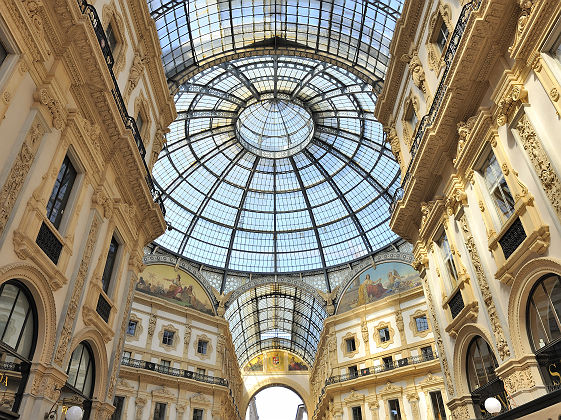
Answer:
[407,392,420,418]
[422,276,455,396]
[459,215,510,359]
[455,116,477,163]
[386,124,402,166]
[510,0,536,53]
[451,405,470,420]
[516,114,561,222]
[125,48,146,99]
[318,286,339,315]
[148,314,157,337]
[0,120,44,238]
[401,49,428,96]
[54,215,102,366]
[36,88,65,130]
[211,287,233,317]
[503,368,535,396]
[361,320,369,344]
[395,311,404,333]
[135,396,146,420]
[184,324,192,354]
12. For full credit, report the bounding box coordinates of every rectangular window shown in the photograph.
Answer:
[161,359,170,367]
[436,20,449,51]
[101,236,119,294]
[438,232,459,286]
[136,112,144,134]
[106,22,118,54]
[379,327,390,342]
[111,396,125,420]
[348,365,358,377]
[388,399,402,420]
[153,402,166,420]
[197,367,206,375]
[46,155,77,230]
[162,330,174,346]
[480,151,515,223]
[193,408,204,420]
[415,315,429,332]
[430,390,447,419]
[351,406,362,420]
[0,40,7,66]
[122,351,131,360]
[197,339,208,354]
[126,320,137,335]
[382,356,393,368]
[421,346,434,360]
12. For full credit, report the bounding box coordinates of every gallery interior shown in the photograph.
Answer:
[0,0,561,419]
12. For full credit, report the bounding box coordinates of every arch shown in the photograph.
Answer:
[67,327,109,400]
[508,257,561,357]
[452,323,497,397]
[242,380,311,420]
[0,263,57,364]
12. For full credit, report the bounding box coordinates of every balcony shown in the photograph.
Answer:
[120,357,228,387]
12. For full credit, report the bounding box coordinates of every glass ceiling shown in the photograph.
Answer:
[152,54,400,276]
[224,283,327,366]
[146,0,404,90]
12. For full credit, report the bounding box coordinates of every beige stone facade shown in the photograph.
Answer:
[376,0,561,418]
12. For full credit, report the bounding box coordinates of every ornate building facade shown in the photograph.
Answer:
[376,0,561,418]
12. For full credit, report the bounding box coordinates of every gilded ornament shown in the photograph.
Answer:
[550,88,560,102]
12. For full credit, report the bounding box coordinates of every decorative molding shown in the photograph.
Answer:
[426,1,453,73]
[344,390,365,405]
[158,323,180,352]
[458,214,510,360]
[193,334,213,360]
[125,313,143,343]
[147,313,157,337]
[102,2,128,76]
[373,321,395,349]
[54,215,102,366]
[409,309,432,338]
[341,331,360,358]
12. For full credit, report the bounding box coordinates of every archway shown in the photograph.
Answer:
[246,385,307,420]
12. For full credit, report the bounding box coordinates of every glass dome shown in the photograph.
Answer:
[152,55,400,274]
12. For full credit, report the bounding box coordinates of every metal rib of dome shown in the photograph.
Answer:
[152,55,400,277]
[146,0,404,90]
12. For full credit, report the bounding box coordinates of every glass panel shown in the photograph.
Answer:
[101,237,119,294]
[528,274,561,350]
[46,156,77,230]
[436,20,449,51]
[388,399,401,420]
[481,152,515,222]
[66,342,94,398]
[430,391,446,420]
[111,396,125,420]
[0,283,35,359]
[106,23,118,54]
[415,316,428,332]
[466,336,498,391]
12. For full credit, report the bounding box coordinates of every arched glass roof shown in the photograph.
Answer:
[146,0,404,90]
[152,55,401,275]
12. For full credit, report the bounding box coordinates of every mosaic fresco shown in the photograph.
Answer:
[136,264,214,315]
[337,262,421,314]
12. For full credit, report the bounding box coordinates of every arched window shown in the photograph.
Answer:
[0,280,38,413]
[0,280,37,359]
[527,274,561,390]
[66,342,95,398]
[466,336,509,417]
[527,273,561,350]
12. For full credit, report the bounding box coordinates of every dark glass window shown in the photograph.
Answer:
[122,351,131,360]
[136,113,144,134]
[421,346,434,360]
[352,406,362,420]
[436,20,449,51]
[481,152,515,222]
[193,408,204,420]
[388,399,402,420]
[406,102,418,131]
[106,23,118,54]
[46,155,77,230]
[379,327,390,342]
[197,339,207,354]
[415,315,429,332]
[153,402,166,420]
[348,365,358,377]
[66,342,95,397]
[430,391,447,420]
[197,367,205,375]
[111,396,125,420]
[382,356,393,368]
[126,320,137,335]
[345,337,356,352]
[161,359,170,367]
[162,330,174,346]
[0,281,36,359]
[466,336,499,391]
[101,237,119,294]
[438,232,459,287]
[527,273,561,350]
[0,40,7,66]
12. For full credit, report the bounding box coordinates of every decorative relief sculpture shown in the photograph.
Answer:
[401,49,429,97]
[516,114,561,222]
[458,215,510,359]
[125,48,146,99]
[54,216,102,366]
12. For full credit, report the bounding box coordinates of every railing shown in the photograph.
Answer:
[0,362,23,373]
[76,0,166,217]
[36,221,63,265]
[449,289,465,319]
[498,217,526,260]
[95,293,112,323]
[121,357,228,386]
[390,0,483,215]
[313,354,438,417]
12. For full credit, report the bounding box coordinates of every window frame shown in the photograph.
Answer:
[65,341,96,399]
[101,235,121,296]
[152,402,167,420]
[0,15,20,90]
[345,337,356,353]
[351,405,363,420]
[162,330,175,346]
[378,327,390,343]
[193,408,204,420]
[415,315,429,332]
[437,230,459,289]
[46,155,78,231]
[430,390,447,420]
[388,398,402,420]
[126,320,137,336]
[197,339,208,355]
